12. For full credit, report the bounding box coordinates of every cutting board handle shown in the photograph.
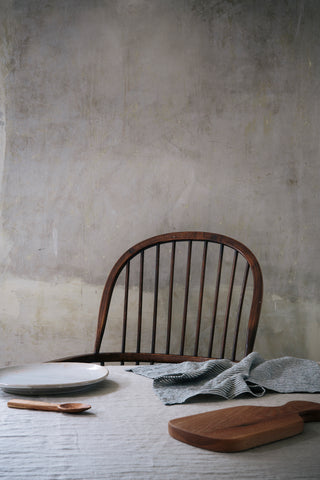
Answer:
[286,401,320,422]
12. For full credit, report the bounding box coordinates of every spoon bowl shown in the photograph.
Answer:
[57,402,91,413]
[8,399,91,413]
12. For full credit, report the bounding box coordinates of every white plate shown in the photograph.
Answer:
[0,363,109,395]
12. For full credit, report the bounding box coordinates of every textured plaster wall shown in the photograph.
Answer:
[0,0,319,365]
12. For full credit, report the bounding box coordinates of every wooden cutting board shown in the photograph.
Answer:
[168,401,320,452]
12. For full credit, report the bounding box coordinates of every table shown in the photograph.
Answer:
[0,366,319,480]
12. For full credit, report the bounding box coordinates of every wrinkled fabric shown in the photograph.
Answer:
[127,352,320,404]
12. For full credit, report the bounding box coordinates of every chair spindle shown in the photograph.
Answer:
[194,241,208,356]
[121,262,130,364]
[231,262,250,361]
[151,244,160,354]
[208,244,224,357]
[136,251,144,360]
[180,240,192,355]
[166,241,176,354]
[220,250,238,358]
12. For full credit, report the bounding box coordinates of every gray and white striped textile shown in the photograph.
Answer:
[127,352,320,405]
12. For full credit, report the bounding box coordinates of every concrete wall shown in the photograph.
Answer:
[0,0,319,366]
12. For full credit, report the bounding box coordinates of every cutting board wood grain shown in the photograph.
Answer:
[168,401,320,452]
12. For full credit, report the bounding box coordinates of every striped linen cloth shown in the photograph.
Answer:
[127,352,320,405]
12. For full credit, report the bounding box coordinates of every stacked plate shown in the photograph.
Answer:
[0,363,109,395]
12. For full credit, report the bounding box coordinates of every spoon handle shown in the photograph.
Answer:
[8,399,60,411]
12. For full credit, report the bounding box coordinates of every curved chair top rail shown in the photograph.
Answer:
[95,232,263,359]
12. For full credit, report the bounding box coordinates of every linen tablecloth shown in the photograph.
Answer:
[1,366,320,480]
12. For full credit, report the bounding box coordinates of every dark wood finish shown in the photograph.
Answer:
[60,232,263,364]
[166,242,176,354]
[121,263,130,357]
[232,262,250,360]
[207,244,223,357]
[56,352,214,364]
[136,251,144,356]
[151,244,160,354]
[221,250,238,358]
[180,240,192,355]
[194,241,207,356]
[168,401,320,452]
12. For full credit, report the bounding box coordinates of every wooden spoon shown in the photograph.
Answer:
[7,399,91,413]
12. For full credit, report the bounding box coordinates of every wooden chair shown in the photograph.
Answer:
[62,232,263,364]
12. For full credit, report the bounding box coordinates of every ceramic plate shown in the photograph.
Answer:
[0,362,109,395]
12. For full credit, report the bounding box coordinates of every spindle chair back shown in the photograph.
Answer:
[72,232,263,364]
